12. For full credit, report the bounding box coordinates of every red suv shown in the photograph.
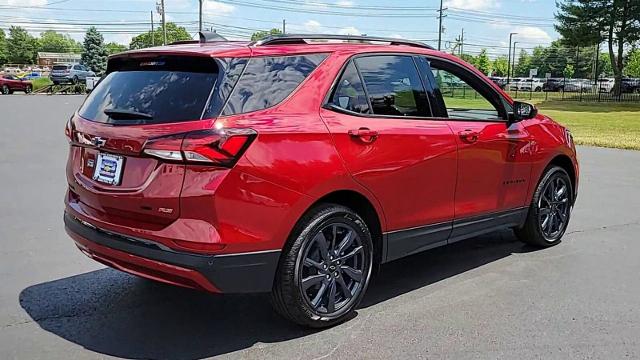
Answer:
[64,34,579,327]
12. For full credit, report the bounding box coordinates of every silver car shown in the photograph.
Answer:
[50,63,95,84]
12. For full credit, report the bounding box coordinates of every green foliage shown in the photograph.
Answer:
[105,42,128,55]
[250,28,283,41]
[491,56,509,76]
[474,49,491,75]
[624,49,640,77]
[38,30,82,53]
[81,27,108,75]
[563,63,575,79]
[129,23,192,49]
[30,77,53,90]
[0,29,7,66]
[7,26,38,64]
[514,49,531,77]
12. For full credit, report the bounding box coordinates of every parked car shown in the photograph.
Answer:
[63,34,579,328]
[50,63,95,84]
[543,78,565,92]
[488,76,507,89]
[518,78,545,92]
[598,78,615,93]
[506,77,524,91]
[564,79,593,93]
[0,74,33,94]
[621,78,640,93]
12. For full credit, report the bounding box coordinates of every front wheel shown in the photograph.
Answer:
[1,85,9,95]
[25,85,32,94]
[515,166,573,247]
[271,204,373,328]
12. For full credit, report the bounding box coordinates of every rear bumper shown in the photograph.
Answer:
[64,212,280,293]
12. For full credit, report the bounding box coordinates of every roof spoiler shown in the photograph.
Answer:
[169,31,228,45]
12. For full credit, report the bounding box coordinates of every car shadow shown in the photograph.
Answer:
[19,229,537,359]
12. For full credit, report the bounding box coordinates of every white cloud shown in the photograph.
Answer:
[3,0,47,5]
[337,26,361,35]
[335,0,354,6]
[389,34,405,39]
[203,0,235,14]
[513,26,552,43]
[445,0,499,10]
[304,20,322,33]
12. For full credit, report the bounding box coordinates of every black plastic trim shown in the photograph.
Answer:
[382,207,528,263]
[64,213,280,293]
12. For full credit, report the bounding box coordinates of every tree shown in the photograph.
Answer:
[38,30,82,53]
[250,28,282,41]
[625,48,640,77]
[81,27,108,74]
[491,56,509,76]
[474,49,491,75]
[0,29,7,66]
[556,0,640,94]
[7,26,38,64]
[129,23,192,49]
[514,49,531,77]
[105,42,127,55]
[563,63,575,79]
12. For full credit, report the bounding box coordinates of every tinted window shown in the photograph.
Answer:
[355,55,430,117]
[222,54,327,115]
[79,56,219,125]
[53,65,69,70]
[328,61,370,114]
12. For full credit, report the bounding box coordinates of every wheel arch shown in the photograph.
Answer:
[547,154,578,204]
[307,190,385,266]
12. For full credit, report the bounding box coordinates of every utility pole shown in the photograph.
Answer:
[437,0,446,51]
[282,19,286,34]
[593,42,600,83]
[150,11,155,46]
[460,28,464,57]
[507,32,517,84]
[157,0,166,45]
[199,0,203,32]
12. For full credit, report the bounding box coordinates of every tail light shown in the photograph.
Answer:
[65,117,74,142]
[143,128,257,167]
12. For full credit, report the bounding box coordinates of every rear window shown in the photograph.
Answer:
[222,54,327,116]
[53,65,69,70]
[78,56,219,125]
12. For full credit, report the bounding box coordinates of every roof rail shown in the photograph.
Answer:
[252,34,434,50]
[169,31,228,45]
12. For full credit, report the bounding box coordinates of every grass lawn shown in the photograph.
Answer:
[30,77,53,91]
[442,95,640,150]
[536,101,640,150]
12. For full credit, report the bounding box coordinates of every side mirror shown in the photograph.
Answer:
[510,101,538,122]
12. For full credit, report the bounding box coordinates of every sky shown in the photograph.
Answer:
[0,0,560,57]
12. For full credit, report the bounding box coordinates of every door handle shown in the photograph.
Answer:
[348,127,379,143]
[458,129,479,143]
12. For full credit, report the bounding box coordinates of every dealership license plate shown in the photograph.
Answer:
[92,153,124,185]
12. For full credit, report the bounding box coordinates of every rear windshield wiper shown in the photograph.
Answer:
[104,108,153,120]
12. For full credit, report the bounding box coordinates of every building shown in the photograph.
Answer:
[37,52,82,66]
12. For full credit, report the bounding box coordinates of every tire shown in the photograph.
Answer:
[1,85,8,95]
[25,85,32,94]
[515,166,573,247]
[72,76,79,84]
[271,204,373,328]
[535,87,542,92]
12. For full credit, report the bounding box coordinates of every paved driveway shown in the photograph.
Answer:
[1,95,639,359]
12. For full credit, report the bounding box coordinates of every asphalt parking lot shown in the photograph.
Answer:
[1,95,639,359]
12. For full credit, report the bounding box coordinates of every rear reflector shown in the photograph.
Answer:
[143,128,257,167]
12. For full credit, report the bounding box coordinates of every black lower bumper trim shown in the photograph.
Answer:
[63,213,280,293]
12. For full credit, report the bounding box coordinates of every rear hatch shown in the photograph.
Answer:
[66,55,221,227]
[51,64,70,76]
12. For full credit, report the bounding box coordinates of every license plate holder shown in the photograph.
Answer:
[93,153,124,185]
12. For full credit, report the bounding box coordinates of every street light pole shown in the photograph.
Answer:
[199,0,203,32]
[507,32,517,84]
[512,41,519,79]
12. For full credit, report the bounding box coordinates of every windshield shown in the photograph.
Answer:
[79,56,219,125]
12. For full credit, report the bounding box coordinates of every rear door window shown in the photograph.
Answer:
[78,56,220,125]
[328,61,371,114]
[354,55,430,117]
[222,54,327,115]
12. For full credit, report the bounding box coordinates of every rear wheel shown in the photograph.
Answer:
[72,76,79,84]
[515,166,573,247]
[271,204,373,328]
